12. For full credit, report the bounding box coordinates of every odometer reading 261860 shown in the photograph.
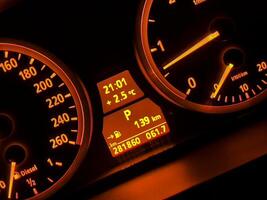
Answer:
[137,0,267,113]
[0,43,92,199]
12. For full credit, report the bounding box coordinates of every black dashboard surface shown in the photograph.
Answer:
[0,1,267,199]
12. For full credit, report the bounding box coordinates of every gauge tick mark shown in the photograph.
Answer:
[232,96,235,103]
[17,54,21,61]
[164,73,170,78]
[29,58,35,65]
[257,85,262,91]
[41,65,46,71]
[71,117,78,121]
[65,93,72,98]
[47,177,54,183]
[245,93,250,99]
[4,51,8,58]
[149,19,156,23]
[186,89,191,96]
[33,188,38,195]
[15,192,19,199]
[69,141,76,145]
[58,83,65,88]
[55,162,63,167]
[224,96,228,103]
[50,73,57,79]
[261,80,267,85]
[47,158,53,166]
[150,48,158,53]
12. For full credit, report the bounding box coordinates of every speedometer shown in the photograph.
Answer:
[0,42,92,199]
[136,0,267,113]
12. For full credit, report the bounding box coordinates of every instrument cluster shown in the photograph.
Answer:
[0,0,266,199]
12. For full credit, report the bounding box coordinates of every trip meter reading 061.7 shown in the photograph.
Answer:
[0,43,92,199]
[136,0,267,113]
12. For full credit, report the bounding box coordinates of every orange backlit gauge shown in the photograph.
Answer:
[0,42,92,199]
[136,0,267,113]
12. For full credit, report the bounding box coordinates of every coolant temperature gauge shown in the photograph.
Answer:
[0,43,92,199]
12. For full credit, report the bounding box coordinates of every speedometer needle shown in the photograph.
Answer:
[163,31,220,70]
[210,63,234,99]
[8,161,16,199]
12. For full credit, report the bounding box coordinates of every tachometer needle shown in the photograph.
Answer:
[210,63,234,99]
[8,161,16,199]
[163,31,220,70]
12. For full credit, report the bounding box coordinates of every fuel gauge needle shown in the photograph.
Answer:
[163,31,220,70]
[8,161,16,199]
[211,63,234,99]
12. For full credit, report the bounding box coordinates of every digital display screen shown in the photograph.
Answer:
[97,70,144,113]
[102,98,170,157]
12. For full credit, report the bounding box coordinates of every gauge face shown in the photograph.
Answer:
[137,0,267,113]
[0,43,92,199]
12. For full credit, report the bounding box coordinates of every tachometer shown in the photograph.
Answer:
[136,0,267,113]
[0,42,92,199]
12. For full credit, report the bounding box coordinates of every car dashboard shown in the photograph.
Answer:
[0,0,267,199]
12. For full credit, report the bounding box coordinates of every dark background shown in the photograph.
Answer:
[0,0,267,199]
